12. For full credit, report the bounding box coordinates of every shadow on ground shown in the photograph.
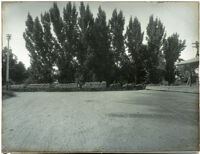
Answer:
[2,90,16,100]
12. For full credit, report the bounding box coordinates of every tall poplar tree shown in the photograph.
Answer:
[109,9,125,67]
[163,33,186,84]
[58,2,79,83]
[125,17,145,83]
[40,12,56,83]
[49,2,64,45]
[50,2,79,83]
[77,2,95,82]
[33,16,52,82]
[24,12,56,83]
[23,13,38,82]
[92,6,114,83]
[23,15,46,83]
[109,9,126,82]
[146,15,166,83]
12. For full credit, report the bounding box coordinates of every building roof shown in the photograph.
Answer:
[177,57,199,65]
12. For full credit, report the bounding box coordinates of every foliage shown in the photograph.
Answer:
[40,12,56,82]
[146,15,166,83]
[92,7,114,83]
[2,47,28,84]
[49,2,80,83]
[49,3,64,45]
[23,13,54,83]
[163,33,186,84]
[77,2,95,82]
[109,9,125,67]
[21,3,186,85]
[109,9,128,83]
[125,17,145,83]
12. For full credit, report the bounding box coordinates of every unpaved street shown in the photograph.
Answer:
[2,90,198,152]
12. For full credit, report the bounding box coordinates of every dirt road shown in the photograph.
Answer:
[2,90,198,152]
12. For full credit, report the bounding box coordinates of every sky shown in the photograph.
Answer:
[2,1,199,68]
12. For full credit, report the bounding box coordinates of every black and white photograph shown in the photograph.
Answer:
[1,1,199,153]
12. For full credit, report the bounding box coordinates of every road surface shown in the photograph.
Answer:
[2,90,199,152]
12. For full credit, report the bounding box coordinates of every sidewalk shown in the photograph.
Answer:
[146,85,199,94]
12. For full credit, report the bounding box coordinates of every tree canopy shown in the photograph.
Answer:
[146,15,166,83]
[163,33,186,84]
[2,47,28,84]
[22,2,186,85]
[125,17,145,83]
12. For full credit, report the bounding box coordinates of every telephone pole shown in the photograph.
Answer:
[192,41,199,57]
[6,34,11,90]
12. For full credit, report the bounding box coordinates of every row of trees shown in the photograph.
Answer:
[23,2,186,85]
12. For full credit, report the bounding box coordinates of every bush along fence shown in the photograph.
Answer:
[6,81,146,92]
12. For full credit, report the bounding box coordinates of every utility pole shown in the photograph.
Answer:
[6,34,11,90]
[192,41,199,57]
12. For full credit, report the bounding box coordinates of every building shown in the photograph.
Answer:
[176,56,199,84]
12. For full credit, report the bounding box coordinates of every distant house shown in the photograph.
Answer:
[176,56,199,83]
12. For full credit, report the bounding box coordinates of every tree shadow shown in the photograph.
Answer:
[2,90,16,100]
[107,111,198,126]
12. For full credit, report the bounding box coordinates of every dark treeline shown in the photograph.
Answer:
[22,2,186,85]
[2,47,28,84]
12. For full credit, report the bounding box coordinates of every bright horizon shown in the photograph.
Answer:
[2,1,199,68]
